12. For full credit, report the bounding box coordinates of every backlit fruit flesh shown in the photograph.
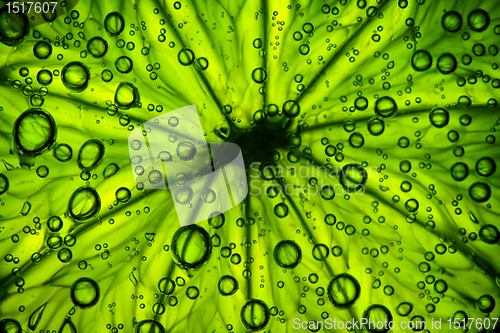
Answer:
[0,0,499,332]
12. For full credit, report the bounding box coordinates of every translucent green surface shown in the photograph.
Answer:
[0,0,499,332]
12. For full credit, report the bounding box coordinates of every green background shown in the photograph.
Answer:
[0,0,499,332]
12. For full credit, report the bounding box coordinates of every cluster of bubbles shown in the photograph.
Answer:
[0,0,499,332]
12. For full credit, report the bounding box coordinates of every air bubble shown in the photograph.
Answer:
[328,273,361,308]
